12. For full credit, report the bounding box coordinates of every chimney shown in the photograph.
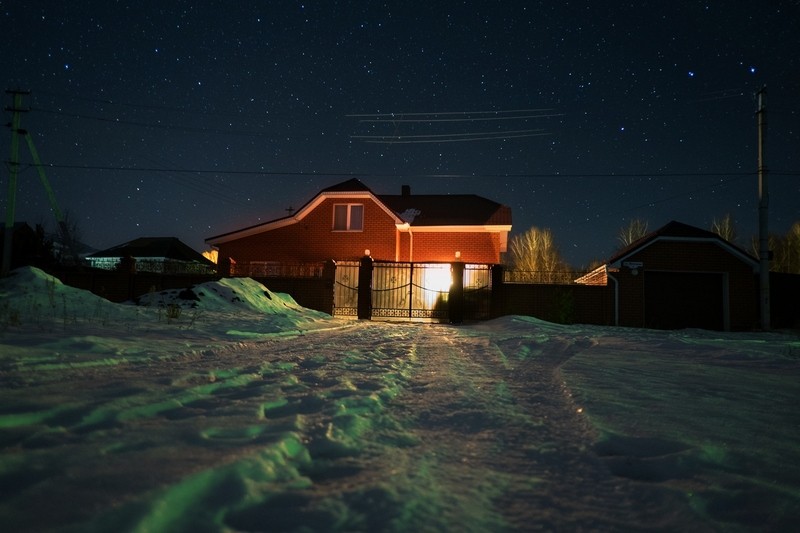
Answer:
[401,185,411,196]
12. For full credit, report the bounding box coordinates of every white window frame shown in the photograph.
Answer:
[333,203,364,231]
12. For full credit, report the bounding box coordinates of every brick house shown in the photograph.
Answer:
[205,178,512,271]
[576,220,759,331]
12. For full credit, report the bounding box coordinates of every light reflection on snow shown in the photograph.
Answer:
[0,267,798,531]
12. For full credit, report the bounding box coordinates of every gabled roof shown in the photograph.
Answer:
[320,177,373,193]
[206,179,512,245]
[379,193,512,226]
[88,237,212,264]
[608,220,758,268]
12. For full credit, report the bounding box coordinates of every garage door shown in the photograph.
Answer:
[645,271,724,330]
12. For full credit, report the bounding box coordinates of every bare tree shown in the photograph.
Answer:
[711,213,737,243]
[617,218,649,248]
[787,222,800,274]
[507,226,572,283]
[750,221,800,274]
[54,210,83,266]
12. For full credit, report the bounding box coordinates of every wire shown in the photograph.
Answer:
[356,114,565,123]
[351,129,550,143]
[19,162,797,179]
[361,132,554,143]
[31,107,274,137]
[346,108,555,118]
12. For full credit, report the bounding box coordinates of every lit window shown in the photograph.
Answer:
[333,204,364,231]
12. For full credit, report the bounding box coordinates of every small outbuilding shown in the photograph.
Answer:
[577,221,759,331]
[86,237,215,275]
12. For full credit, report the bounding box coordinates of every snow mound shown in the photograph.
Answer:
[0,267,340,363]
[134,276,326,318]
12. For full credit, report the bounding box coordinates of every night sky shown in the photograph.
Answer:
[3,1,799,267]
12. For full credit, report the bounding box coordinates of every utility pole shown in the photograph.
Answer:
[2,89,29,276]
[756,86,770,330]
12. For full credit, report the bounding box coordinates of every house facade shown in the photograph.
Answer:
[206,179,512,271]
[576,220,759,331]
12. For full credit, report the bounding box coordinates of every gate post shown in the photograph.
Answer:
[490,264,504,318]
[357,253,373,319]
[449,260,465,324]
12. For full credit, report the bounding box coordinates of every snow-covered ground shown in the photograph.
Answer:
[1,267,798,531]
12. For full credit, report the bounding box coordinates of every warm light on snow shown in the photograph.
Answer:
[1,267,798,531]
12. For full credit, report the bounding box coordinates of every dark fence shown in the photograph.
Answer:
[51,269,222,303]
[492,279,616,325]
[46,263,612,325]
[42,262,797,331]
[770,272,800,329]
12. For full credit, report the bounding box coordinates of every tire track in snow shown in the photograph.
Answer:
[385,325,703,531]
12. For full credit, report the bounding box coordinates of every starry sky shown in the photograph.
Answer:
[2,1,799,267]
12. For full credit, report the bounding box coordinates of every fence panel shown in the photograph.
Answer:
[369,262,450,320]
[332,261,494,321]
[464,264,492,320]
[371,262,412,319]
[333,261,359,317]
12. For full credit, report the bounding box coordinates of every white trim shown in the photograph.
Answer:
[207,190,403,245]
[610,236,758,271]
[395,224,512,233]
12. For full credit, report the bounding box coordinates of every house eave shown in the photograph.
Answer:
[395,224,512,233]
[610,236,759,271]
[206,190,405,246]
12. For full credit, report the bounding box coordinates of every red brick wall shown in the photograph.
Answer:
[218,197,397,263]
[218,197,506,264]
[399,232,503,263]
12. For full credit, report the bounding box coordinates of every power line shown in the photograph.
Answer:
[31,107,274,137]
[346,108,555,118]
[352,129,551,144]
[33,89,248,117]
[355,113,564,123]
[16,162,796,179]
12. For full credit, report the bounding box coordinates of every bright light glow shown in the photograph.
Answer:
[422,264,452,307]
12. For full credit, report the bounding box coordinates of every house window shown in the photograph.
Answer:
[333,204,364,231]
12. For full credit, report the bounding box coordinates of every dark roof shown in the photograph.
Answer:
[320,177,373,193]
[379,194,512,226]
[608,220,757,266]
[88,237,212,264]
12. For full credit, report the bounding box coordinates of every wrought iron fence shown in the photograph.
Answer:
[233,261,326,278]
[464,263,493,319]
[371,262,451,320]
[332,261,493,321]
[503,269,586,285]
[333,260,360,317]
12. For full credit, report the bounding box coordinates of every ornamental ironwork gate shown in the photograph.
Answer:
[333,260,360,317]
[333,260,492,321]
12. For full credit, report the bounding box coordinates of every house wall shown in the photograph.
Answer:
[217,197,398,264]
[396,231,503,263]
[218,196,507,265]
[616,241,758,330]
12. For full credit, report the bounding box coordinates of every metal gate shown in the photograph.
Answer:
[333,260,360,317]
[372,262,451,320]
[333,260,492,321]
